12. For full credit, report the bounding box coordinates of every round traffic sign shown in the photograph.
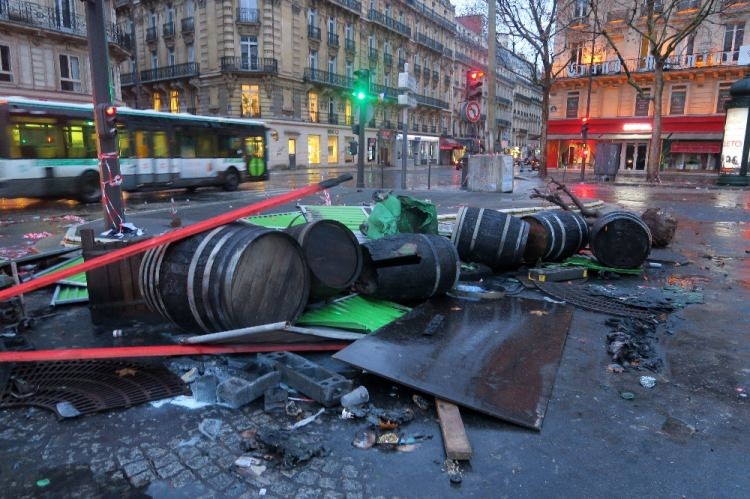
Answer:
[465,101,480,123]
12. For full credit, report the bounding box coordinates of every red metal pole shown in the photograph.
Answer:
[0,175,352,302]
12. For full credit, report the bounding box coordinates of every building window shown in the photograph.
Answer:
[168,48,175,66]
[345,24,353,42]
[308,92,319,122]
[241,84,260,118]
[59,54,81,92]
[185,0,194,17]
[186,43,195,63]
[241,36,258,70]
[345,99,353,125]
[635,88,650,117]
[717,82,732,113]
[309,50,318,71]
[569,41,585,66]
[328,56,336,75]
[328,136,338,163]
[566,92,579,118]
[345,62,352,79]
[669,85,687,115]
[55,0,77,30]
[308,135,321,164]
[151,50,158,69]
[170,89,179,113]
[328,16,336,35]
[574,0,588,18]
[723,23,744,63]
[153,92,161,111]
[0,45,11,82]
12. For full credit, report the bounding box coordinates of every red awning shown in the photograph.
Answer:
[439,137,463,150]
[670,141,722,154]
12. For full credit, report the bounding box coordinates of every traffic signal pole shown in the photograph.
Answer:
[83,0,127,233]
[356,103,366,189]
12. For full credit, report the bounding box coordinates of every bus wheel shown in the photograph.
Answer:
[222,167,240,191]
[78,171,102,203]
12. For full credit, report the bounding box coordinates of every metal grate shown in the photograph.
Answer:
[533,280,659,321]
[0,360,190,418]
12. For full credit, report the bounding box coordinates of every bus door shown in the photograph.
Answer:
[133,129,173,185]
[245,135,268,180]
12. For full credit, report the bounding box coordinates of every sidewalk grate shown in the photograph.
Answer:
[0,360,190,418]
[533,280,659,321]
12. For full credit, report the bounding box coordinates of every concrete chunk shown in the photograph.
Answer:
[258,352,352,407]
[216,371,281,409]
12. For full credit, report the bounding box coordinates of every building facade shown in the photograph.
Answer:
[0,0,129,103]
[548,0,746,175]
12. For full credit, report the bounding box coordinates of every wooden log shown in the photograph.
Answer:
[436,398,473,461]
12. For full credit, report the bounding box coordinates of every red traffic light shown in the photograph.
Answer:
[468,70,485,80]
[104,105,117,118]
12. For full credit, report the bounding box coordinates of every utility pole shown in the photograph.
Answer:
[356,103,366,189]
[487,0,497,153]
[581,30,596,182]
[83,0,127,233]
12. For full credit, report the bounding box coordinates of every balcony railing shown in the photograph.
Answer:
[0,0,87,36]
[416,32,444,53]
[398,57,406,70]
[371,82,399,100]
[345,38,356,54]
[563,51,742,78]
[121,71,135,86]
[328,113,339,125]
[432,71,439,82]
[677,0,701,10]
[221,57,279,74]
[140,62,199,83]
[413,63,421,75]
[369,47,378,61]
[383,53,393,66]
[236,8,259,24]
[409,1,455,33]
[308,25,321,40]
[330,0,362,15]
[303,67,352,89]
[328,33,339,47]
[367,9,411,37]
[415,94,448,109]
[606,9,629,23]
[146,26,157,43]
[162,21,175,38]
[181,17,194,34]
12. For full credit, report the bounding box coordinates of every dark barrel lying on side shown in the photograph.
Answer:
[285,219,363,301]
[355,233,460,303]
[522,210,589,264]
[589,211,652,269]
[451,206,529,271]
[140,223,310,332]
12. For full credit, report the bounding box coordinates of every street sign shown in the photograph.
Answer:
[465,101,480,123]
[354,103,375,123]
[739,45,750,65]
[398,94,417,108]
[398,72,417,92]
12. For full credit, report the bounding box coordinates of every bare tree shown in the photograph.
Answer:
[458,0,585,178]
[592,0,726,182]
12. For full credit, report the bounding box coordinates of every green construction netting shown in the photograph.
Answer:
[362,194,438,240]
[560,254,644,275]
[242,211,306,229]
[296,294,411,333]
[298,205,372,233]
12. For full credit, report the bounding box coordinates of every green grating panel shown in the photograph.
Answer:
[296,294,411,333]
[560,255,643,275]
[34,255,87,287]
[298,205,371,233]
[242,211,306,229]
[51,285,89,306]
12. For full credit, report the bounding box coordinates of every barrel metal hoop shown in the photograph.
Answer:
[550,214,567,261]
[451,206,466,249]
[469,208,484,253]
[202,227,242,331]
[513,220,530,263]
[494,213,512,261]
[422,235,442,297]
[187,226,226,333]
[151,244,175,324]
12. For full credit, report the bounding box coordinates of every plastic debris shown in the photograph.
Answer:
[443,459,463,484]
[341,386,369,408]
[198,418,224,440]
[56,401,81,418]
[607,364,625,374]
[352,430,377,449]
[288,408,325,430]
[412,394,430,410]
[36,479,51,487]
[639,376,657,389]
[180,367,199,383]
[620,391,636,400]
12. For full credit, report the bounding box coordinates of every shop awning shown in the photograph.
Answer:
[439,137,463,150]
[670,141,722,154]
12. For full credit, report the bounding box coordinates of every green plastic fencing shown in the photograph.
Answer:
[296,294,411,333]
[51,285,89,306]
[298,205,372,233]
[34,255,87,287]
[242,211,306,229]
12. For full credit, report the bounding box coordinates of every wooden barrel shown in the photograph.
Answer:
[285,219,363,301]
[451,206,530,271]
[522,210,589,263]
[140,223,310,332]
[589,211,652,269]
[355,233,460,303]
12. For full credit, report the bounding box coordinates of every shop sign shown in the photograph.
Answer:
[722,107,747,172]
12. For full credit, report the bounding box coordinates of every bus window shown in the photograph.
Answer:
[245,136,264,158]
[11,120,64,159]
[63,120,97,159]
[134,131,149,158]
[152,131,169,158]
[196,135,216,158]
[218,133,242,157]
[118,132,132,158]
[175,130,196,158]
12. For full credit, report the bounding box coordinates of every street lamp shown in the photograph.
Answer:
[718,74,750,185]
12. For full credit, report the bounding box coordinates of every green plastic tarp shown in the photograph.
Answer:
[362,194,438,239]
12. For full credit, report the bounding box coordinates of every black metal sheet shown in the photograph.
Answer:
[333,296,573,430]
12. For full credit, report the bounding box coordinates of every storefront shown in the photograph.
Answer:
[395,133,440,166]
[547,116,725,174]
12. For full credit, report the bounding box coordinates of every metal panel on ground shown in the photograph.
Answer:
[333,296,573,430]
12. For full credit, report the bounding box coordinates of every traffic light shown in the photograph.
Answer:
[95,103,118,139]
[348,140,358,156]
[465,70,485,101]
[352,69,371,102]
[351,123,360,135]
[581,117,589,140]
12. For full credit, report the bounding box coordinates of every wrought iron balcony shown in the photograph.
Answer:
[181,17,194,34]
[677,0,701,10]
[413,64,421,76]
[0,0,86,36]
[606,9,629,23]
[329,0,362,15]
[121,71,135,86]
[383,53,393,66]
[367,9,411,37]
[371,83,399,100]
[163,21,175,38]
[409,1,455,32]
[328,33,340,47]
[398,58,406,70]
[432,71,439,82]
[328,113,339,125]
[146,26,157,43]
[236,8,259,24]
[430,126,437,134]
[345,38,356,54]
[443,75,450,86]
[308,25,321,41]
[415,94,448,110]
[416,33,444,53]
[369,47,378,61]
[111,24,132,50]
[303,67,352,89]
[140,62,199,83]
[221,57,279,74]
[562,51,742,79]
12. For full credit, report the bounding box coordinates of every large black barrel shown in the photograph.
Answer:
[285,219,363,301]
[140,223,310,332]
[522,210,589,263]
[589,211,652,269]
[355,233,460,303]
[451,206,530,271]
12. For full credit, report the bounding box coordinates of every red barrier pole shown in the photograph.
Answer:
[0,174,352,302]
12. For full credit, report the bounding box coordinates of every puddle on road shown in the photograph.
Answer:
[5,465,148,498]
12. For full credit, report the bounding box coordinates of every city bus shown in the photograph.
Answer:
[0,96,269,203]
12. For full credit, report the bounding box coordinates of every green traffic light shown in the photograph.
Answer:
[355,90,366,100]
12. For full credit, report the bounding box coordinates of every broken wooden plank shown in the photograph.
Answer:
[436,398,473,461]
